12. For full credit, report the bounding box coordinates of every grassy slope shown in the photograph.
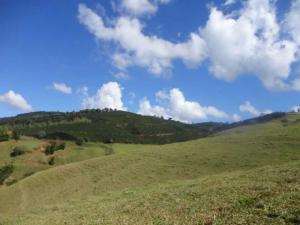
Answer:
[0,138,111,184]
[0,114,299,224]
[4,162,299,225]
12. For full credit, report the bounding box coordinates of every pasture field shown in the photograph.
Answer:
[0,113,299,224]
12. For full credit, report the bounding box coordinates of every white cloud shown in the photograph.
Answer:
[0,90,33,112]
[155,89,169,102]
[112,53,132,70]
[239,101,260,117]
[53,82,72,94]
[291,105,300,112]
[138,88,231,123]
[286,0,300,46]
[77,86,89,96]
[224,0,236,6]
[232,113,242,122]
[113,71,130,80]
[138,98,168,118]
[121,0,157,16]
[201,0,298,90]
[79,0,300,91]
[78,4,206,76]
[120,0,171,16]
[82,82,126,110]
[239,101,272,117]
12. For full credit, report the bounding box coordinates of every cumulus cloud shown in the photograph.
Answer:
[138,98,168,118]
[120,0,171,16]
[82,82,126,110]
[138,88,234,123]
[201,0,298,90]
[78,0,300,92]
[0,90,33,112]
[53,82,72,94]
[239,101,272,117]
[78,3,206,76]
[232,113,242,122]
[121,0,156,16]
[291,105,300,112]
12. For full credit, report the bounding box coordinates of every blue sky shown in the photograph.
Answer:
[0,0,300,123]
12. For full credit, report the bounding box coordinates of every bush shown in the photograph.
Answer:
[48,157,55,165]
[75,138,84,146]
[0,164,14,185]
[10,146,26,157]
[0,134,9,142]
[45,142,66,155]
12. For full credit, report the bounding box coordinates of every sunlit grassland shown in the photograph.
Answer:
[0,113,299,224]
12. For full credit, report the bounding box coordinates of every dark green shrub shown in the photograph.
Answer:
[45,144,55,155]
[104,138,114,144]
[0,164,14,185]
[48,157,55,165]
[75,138,84,146]
[10,146,26,157]
[0,134,9,142]
[45,142,66,155]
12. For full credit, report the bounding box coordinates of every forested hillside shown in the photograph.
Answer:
[0,110,286,144]
[0,110,227,144]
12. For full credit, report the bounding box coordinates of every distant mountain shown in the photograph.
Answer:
[0,109,286,144]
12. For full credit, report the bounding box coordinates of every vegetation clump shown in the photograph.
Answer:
[48,157,55,165]
[10,146,27,157]
[45,142,66,155]
[0,164,13,185]
[0,128,10,142]
[75,138,84,146]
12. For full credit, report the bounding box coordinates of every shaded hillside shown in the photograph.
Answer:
[0,110,227,144]
[0,110,287,144]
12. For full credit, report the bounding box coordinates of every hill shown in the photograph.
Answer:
[0,113,299,224]
[0,110,228,144]
[0,110,286,145]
